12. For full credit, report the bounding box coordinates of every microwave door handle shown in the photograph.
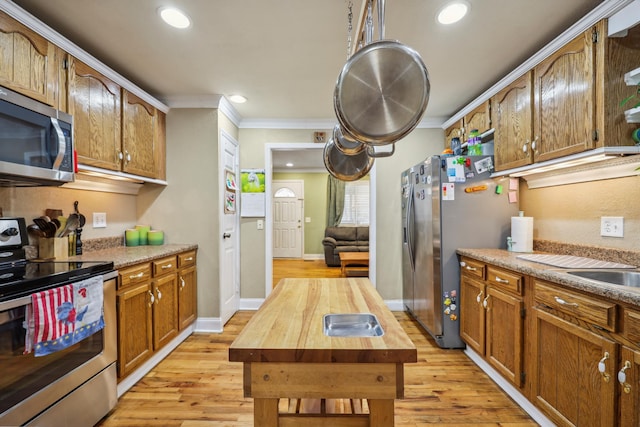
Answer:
[50,118,66,170]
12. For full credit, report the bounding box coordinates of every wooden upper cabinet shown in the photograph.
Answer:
[68,57,122,171]
[0,11,58,106]
[122,90,163,179]
[533,25,598,163]
[463,101,491,142]
[492,72,534,171]
[444,119,464,150]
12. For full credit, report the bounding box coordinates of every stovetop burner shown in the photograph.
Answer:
[0,260,114,302]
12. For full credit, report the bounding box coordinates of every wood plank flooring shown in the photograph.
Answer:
[97,309,538,426]
[272,258,343,288]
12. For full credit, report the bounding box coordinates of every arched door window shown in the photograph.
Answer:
[274,187,296,198]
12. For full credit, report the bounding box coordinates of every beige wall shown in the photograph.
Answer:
[138,108,239,319]
[520,175,640,249]
[0,186,136,244]
[273,172,329,255]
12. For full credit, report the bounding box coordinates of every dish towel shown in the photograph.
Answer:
[24,275,104,357]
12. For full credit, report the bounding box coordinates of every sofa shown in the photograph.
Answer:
[322,226,369,267]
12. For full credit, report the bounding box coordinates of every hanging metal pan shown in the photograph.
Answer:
[323,138,374,181]
[334,0,430,146]
[333,123,366,155]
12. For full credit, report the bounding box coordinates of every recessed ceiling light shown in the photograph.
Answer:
[286,162,294,167]
[437,1,469,25]
[158,7,191,29]
[229,95,247,104]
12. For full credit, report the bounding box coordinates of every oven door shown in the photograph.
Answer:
[0,274,116,426]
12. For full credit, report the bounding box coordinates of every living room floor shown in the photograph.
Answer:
[272,258,342,288]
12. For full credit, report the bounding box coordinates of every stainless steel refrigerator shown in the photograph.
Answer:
[401,155,518,348]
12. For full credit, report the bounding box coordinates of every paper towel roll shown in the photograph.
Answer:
[511,216,533,252]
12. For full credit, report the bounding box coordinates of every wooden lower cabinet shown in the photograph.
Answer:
[533,308,617,426]
[117,271,153,378]
[117,250,197,380]
[460,258,524,388]
[619,346,639,427]
[178,250,197,330]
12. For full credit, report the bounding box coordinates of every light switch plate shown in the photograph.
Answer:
[93,212,107,228]
[257,219,264,230]
[601,216,623,237]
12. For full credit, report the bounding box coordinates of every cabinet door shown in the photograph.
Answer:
[122,90,161,178]
[68,58,122,171]
[0,11,57,106]
[463,101,491,142]
[444,119,464,150]
[152,273,179,350]
[460,276,485,354]
[534,308,616,427]
[492,72,534,171]
[533,27,596,162]
[618,346,639,427]
[178,264,197,330]
[117,282,153,378]
[485,286,524,387]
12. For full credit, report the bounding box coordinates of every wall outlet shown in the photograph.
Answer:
[600,216,623,237]
[93,212,107,228]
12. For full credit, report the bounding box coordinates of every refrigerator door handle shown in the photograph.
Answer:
[406,184,416,271]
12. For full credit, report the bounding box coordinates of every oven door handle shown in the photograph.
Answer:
[0,294,32,311]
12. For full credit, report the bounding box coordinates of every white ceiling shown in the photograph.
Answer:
[10,0,606,169]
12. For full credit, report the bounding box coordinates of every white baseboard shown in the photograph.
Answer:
[303,253,324,260]
[385,299,404,311]
[464,348,554,427]
[240,298,264,310]
[194,317,223,332]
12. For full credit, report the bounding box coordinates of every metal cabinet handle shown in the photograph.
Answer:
[185,257,193,261]
[495,276,509,284]
[482,295,490,309]
[156,288,162,302]
[598,352,611,383]
[118,151,124,160]
[148,290,154,306]
[130,271,145,279]
[476,291,483,304]
[522,140,529,153]
[180,277,186,290]
[161,264,173,269]
[466,266,478,271]
[554,296,579,307]
[618,361,632,394]
[531,137,538,151]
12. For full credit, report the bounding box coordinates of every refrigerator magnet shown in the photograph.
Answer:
[442,183,455,200]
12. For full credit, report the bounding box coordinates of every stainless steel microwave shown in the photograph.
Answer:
[0,86,74,186]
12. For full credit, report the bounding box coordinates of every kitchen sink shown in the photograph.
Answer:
[566,270,640,288]
[323,313,384,337]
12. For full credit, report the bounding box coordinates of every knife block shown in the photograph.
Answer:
[39,237,68,260]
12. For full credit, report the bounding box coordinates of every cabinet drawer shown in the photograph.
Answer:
[460,257,485,280]
[178,250,196,268]
[153,256,177,277]
[487,265,523,295]
[118,263,151,289]
[535,280,617,332]
[624,308,640,347]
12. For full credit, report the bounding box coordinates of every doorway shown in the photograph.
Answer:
[272,180,304,258]
[264,142,377,299]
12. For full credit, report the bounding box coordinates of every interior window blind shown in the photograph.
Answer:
[340,181,369,226]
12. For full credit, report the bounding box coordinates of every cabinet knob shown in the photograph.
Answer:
[598,352,611,383]
[618,360,632,394]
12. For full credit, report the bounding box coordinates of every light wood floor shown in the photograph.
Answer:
[97,259,538,426]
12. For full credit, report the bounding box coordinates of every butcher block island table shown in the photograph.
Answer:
[229,278,417,426]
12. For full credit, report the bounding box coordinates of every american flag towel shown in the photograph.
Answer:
[24,275,104,357]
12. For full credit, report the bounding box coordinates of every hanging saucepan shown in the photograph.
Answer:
[333,123,366,155]
[334,0,430,146]
[323,138,374,181]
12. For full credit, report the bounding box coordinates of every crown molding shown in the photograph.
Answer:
[161,94,243,128]
[442,0,634,129]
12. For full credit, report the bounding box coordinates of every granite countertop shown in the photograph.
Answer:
[68,244,198,270]
[457,248,640,307]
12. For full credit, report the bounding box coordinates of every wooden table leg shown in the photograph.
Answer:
[368,399,394,426]
[254,397,279,426]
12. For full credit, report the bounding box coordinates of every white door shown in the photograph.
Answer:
[219,130,240,325]
[273,180,303,258]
